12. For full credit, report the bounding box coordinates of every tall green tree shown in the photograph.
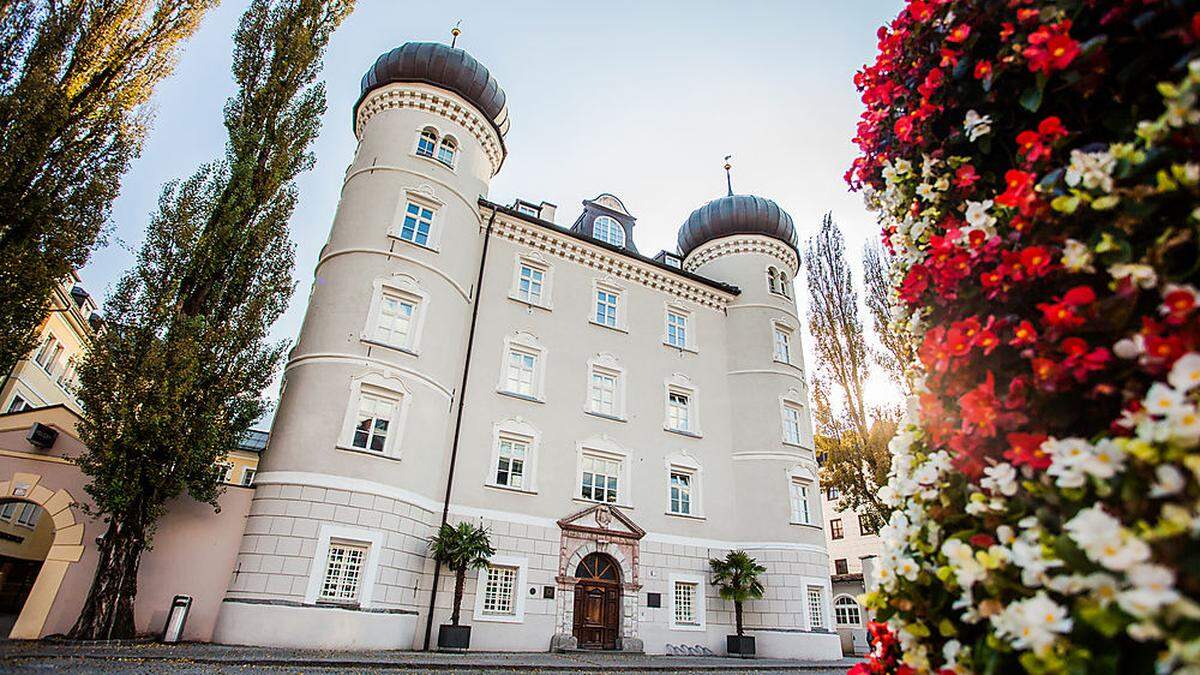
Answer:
[864,243,918,396]
[0,0,215,376]
[70,0,353,639]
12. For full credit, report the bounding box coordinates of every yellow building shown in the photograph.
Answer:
[0,273,102,416]
[218,429,267,486]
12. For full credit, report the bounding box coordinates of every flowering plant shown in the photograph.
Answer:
[848,1,1200,673]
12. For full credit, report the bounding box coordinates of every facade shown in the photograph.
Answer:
[218,429,268,487]
[821,487,879,655]
[0,273,102,416]
[210,41,839,658]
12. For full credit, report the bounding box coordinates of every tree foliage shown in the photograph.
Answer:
[864,242,918,395]
[708,550,766,637]
[429,521,495,627]
[70,0,353,639]
[0,0,214,375]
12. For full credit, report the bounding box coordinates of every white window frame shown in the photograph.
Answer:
[584,353,626,421]
[33,334,58,370]
[834,595,862,626]
[664,451,703,518]
[337,371,411,459]
[486,418,539,493]
[387,190,443,251]
[588,277,627,332]
[241,467,256,486]
[362,274,429,355]
[497,332,546,402]
[668,572,706,631]
[771,320,797,366]
[790,478,813,525]
[472,555,528,623]
[415,125,439,158]
[782,401,804,446]
[787,464,819,526]
[508,252,553,309]
[576,436,632,508]
[663,303,697,352]
[591,215,626,247]
[0,502,15,522]
[14,503,39,529]
[807,585,826,630]
[663,374,700,436]
[304,523,384,608]
[436,134,458,169]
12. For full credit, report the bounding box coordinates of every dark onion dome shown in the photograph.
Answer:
[358,42,510,137]
[677,194,797,258]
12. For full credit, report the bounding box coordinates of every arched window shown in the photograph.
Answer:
[767,266,780,294]
[437,135,457,167]
[416,127,437,158]
[834,596,861,626]
[778,271,791,298]
[592,216,625,247]
[575,552,621,582]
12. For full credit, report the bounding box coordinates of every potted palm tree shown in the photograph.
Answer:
[428,521,495,651]
[709,550,766,658]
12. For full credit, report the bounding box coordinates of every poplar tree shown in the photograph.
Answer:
[0,0,215,375]
[864,243,918,395]
[70,0,353,639]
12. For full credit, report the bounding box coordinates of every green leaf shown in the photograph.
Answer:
[1020,85,1044,112]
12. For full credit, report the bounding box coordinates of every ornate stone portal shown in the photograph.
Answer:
[549,504,645,652]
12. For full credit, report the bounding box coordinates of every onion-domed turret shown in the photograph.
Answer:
[676,194,797,259]
[358,42,510,137]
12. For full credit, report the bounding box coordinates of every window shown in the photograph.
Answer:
[504,349,537,397]
[241,468,256,486]
[436,136,457,167]
[580,454,620,503]
[859,514,879,536]
[6,396,28,413]
[666,311,688,348]
[782,403,803,445]
[589,371,617,416]
[790,479,812,524]
[774,326,792,363]
[374,293,414,347]
[14,504,39,528]
[667,391,691,432]
[494,437,527,489]
[767,266,791,298]
[517,203,540,217]
[807,586,825,629]
[416,127,437,157]
[835,596,862,626]
[0,503,15,522]
[830,518,844,540]
[595,289,618,327]
[482,565,517,615]
[319,541,367,603]
[218,462,234,483]
[674,581,698,625]
[827,486,840,500]
[778,270,791,298]
[669,471,692,515]
[352,392,394,453]
[591,215,625,247]
[834,558,849,575]
[399,201,434,246]
[517,264,544,305]
[33,335,58,369]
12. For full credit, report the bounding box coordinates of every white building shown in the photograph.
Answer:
[211,41,839,659]
[821,486,880,654]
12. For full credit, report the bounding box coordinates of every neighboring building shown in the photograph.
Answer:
[218,429,268,487]
[209,41,838,658]
[820,485,879,655]
[0,273,102,416]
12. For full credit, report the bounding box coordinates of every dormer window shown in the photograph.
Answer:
[437,136,457,167]
[592,216,625,247]
[416,127,438,158]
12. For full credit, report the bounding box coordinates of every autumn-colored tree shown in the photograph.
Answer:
[0,0,215,375]
[69,0,353,639]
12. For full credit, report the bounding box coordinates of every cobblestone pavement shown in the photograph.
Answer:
[0,641,859,673]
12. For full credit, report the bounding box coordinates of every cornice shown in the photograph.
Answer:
[354,83,505,176]
[683,234,800,275]
[488,212,736,311]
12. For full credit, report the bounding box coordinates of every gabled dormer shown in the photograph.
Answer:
[570,193,639,255]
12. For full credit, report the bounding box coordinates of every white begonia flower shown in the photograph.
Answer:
[1113,337,1143,360]
[1127,622,1164,642]
[941,539,987,588]
[916,182,936,201]
[1144,383,1187,416]
[894,158,913,175]
[1065,507,1151,571]
[1109,263,1159,289]
[964,110,993,141]
[981,462,1018,496]
[963,199,997,238]
[997,525,1016,545]
[942,639,962,665]
[1168,352,1200,392]
[895,556,920,581]
[1065,148,1117,192]
[1082,573,1120,606]
[991,591,1073,653]
[1061,238,1095,273]
[1080,438,1126,480]
[1010,539,1061,587]
[1169,405,1200,446]
[1150,464,1186,498]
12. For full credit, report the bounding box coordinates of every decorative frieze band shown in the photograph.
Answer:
[683,235,799,275]
[488,213,736,311]
[355,83,505,176]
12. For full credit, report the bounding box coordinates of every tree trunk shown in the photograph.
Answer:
[735,601,744,637]
[450,567,467,626]
[69,516,147,640]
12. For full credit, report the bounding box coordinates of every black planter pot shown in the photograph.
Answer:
[438,624,471,651]
[727,634,756,658]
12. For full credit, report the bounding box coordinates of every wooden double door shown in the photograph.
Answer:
[572,553,622,650]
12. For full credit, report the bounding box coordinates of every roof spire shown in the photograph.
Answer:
[723,155,734,196]
[450,20,461,48]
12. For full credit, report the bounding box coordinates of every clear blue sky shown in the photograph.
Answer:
[83,0,904,406]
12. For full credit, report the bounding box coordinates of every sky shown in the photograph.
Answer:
[81,0,905,409]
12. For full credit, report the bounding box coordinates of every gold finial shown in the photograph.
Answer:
[724,155,734,196]
[451,20,461,48]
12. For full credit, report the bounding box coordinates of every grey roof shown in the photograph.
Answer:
[358,42,509,137]
[677,194,797,258]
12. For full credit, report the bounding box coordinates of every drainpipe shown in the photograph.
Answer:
[422,204,498,651]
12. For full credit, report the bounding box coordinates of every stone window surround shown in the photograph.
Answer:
[508,250,554,310]
[410,123,458,172]
[496,331,547,403]
[336,370,412,460]
[472,554,528,623]
[574,436,633,509]
[589,276,627,332]
[771,319,798,367]
[662,373,701,437]
[663,450,703,519]
[662,301,698,353]
[584,353,626,421]
[387,187,444,252]
[486,417,540,494]
[779,389,806,448]
[786,464,819,527]
[361,273,429,356]
[304,523,385,608]
[667,571,706,632]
